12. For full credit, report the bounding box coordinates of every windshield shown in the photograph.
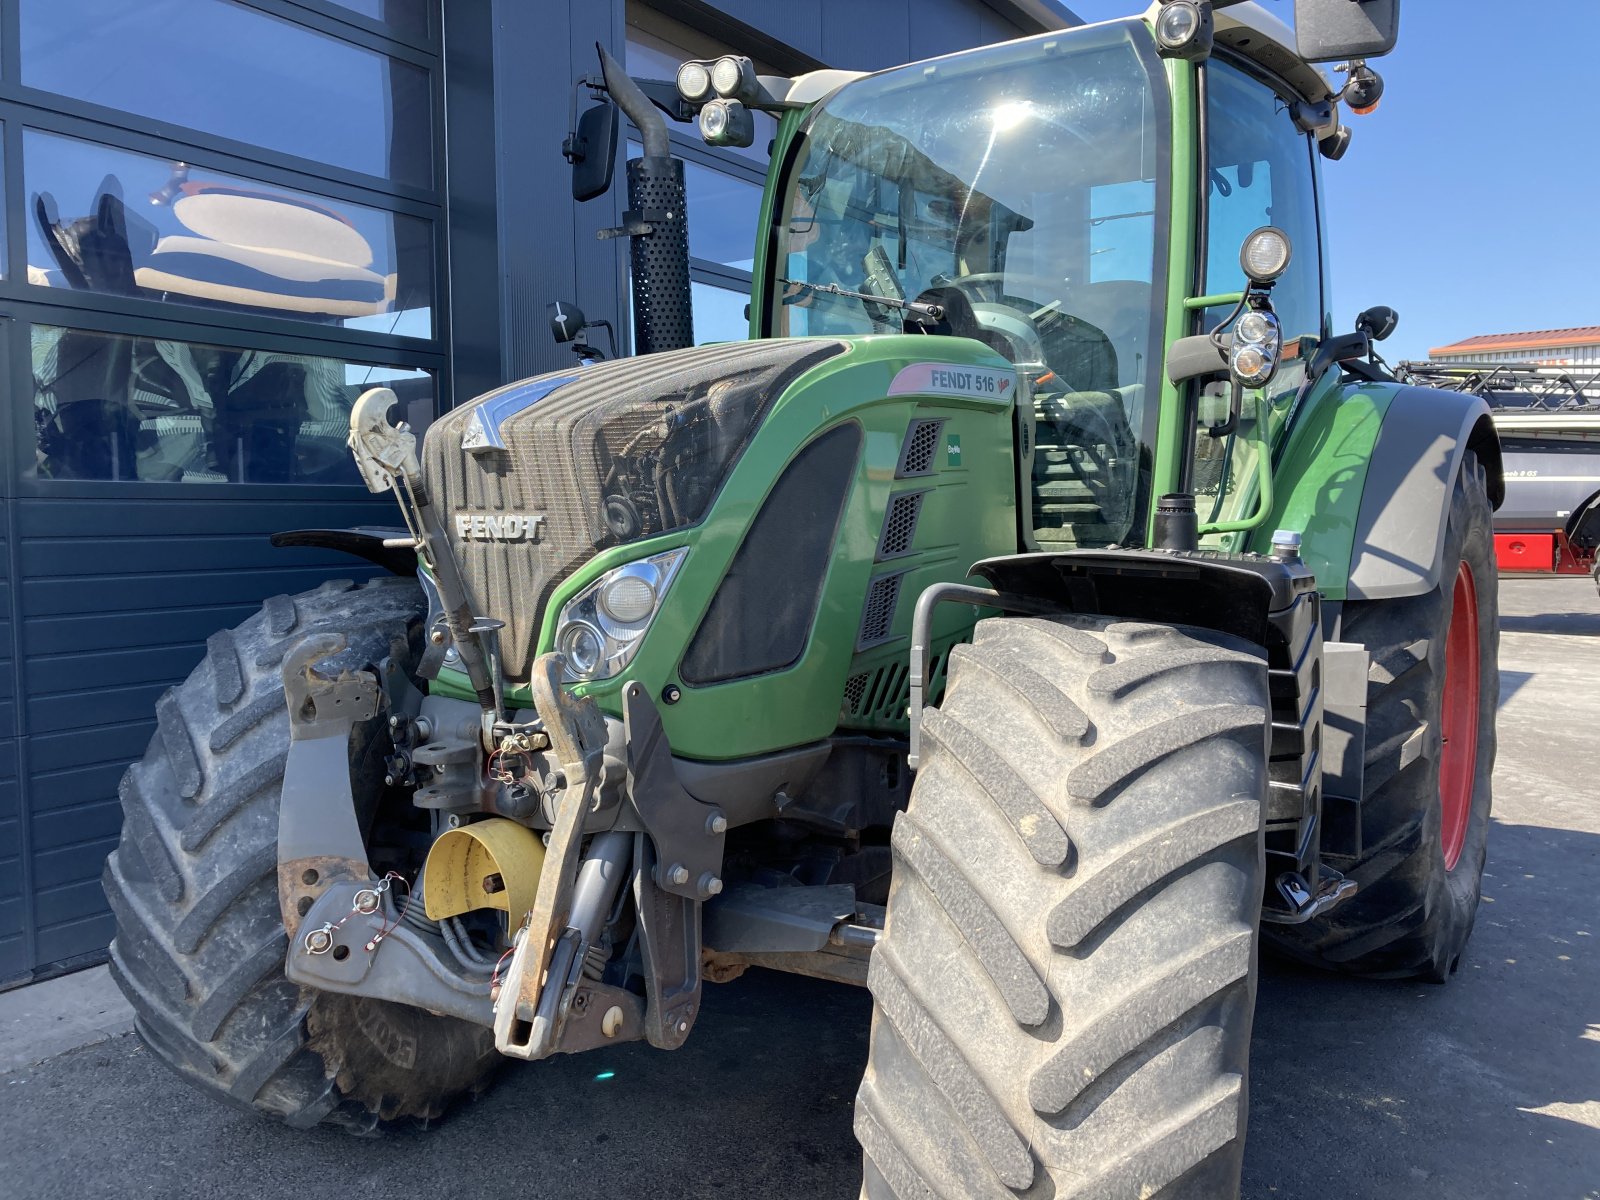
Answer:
[771,22,1169,549]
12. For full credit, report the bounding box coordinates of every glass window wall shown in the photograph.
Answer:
[20,0,433,186]
[25,130,433,337]
[30,323,432,485]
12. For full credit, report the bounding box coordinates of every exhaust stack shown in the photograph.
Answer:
[598,46,694,355]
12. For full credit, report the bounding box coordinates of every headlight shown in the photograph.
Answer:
[676,60,712,103]
[710,55,756,101]
[1229,307,1281,388]
[699,98,754,148]
[1236,311,1276,345]
[554,548,687,682]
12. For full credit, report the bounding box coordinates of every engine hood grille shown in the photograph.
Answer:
[420,339,844,682]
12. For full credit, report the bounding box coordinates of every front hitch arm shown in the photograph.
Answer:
[492,653,611,1059]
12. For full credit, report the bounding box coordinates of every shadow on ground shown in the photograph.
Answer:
[1246,818,1600,1199]
[4,822,1593,1200]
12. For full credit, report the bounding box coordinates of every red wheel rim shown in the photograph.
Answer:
[1438,562,1480,871]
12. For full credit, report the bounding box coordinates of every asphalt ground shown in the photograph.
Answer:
[1,576,1595,1199]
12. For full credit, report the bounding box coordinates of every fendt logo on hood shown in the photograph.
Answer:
[454,513,546,543]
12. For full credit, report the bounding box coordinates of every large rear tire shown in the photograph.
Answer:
[857,615,1270,1198]
[104,577,499,1131]
[1264,451,1499,980]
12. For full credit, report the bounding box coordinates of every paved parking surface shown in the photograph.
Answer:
[2,577,1596,1199]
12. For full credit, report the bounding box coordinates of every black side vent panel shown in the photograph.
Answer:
[857,571,906,650]
[680,423,862,685]
[877,491,926,561]
[896,419,944,477]
[841,645,956,726]
[843,671,872,714]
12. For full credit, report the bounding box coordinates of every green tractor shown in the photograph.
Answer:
[106,0,1502,1193]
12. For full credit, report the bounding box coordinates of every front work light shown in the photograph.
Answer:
[699,99,755,148]
[676,60,712,103]
[1154,0,1213,61]
[1240,226,1292,285]
[554,548,688,682]
[710,55,758,101]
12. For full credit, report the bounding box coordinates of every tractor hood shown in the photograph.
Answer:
[420,339,844,682]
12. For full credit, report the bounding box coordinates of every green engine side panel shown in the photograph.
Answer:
[537,335,1019,761]
[1248,375,1401,600]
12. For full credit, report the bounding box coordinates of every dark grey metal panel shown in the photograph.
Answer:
[699,0,825,61]
[441,0,502,405]
[13,493,394,977]
[909,0,985,60]
[820,0,910,70]
[491,0,623,385]
[0,738,24,985]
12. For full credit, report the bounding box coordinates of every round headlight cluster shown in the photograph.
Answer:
[1229,306,1282,389]
[551,548,688,684]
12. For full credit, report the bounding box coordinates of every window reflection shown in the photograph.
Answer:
[26,132,433,335]
[30,324,432,485]
[20,0,432,187]
[323,0,427,40]
[690,282,749,344]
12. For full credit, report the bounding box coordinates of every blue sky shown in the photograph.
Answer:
[1064,1,1597,361]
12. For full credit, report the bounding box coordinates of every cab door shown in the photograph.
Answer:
[1193,58,1329,538]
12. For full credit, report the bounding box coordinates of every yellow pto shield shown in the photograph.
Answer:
[422,817,546,934]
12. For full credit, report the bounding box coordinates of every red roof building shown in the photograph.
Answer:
[1430,326,1600,367]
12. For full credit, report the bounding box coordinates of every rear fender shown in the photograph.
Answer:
[1258,380,1502,602]
[1345,387,1502,601]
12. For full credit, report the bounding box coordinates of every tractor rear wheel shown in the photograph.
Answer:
[104,577,499,1131]
[1265,450,1499,980]
[857,615,1270,1199]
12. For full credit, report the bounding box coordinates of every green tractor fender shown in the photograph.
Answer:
[1253,378,1504,602]
[1343,385,1503,600]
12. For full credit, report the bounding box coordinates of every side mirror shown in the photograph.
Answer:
[1294,0,1400,63]
[1356,305,1399,342]
[569,101,618,202]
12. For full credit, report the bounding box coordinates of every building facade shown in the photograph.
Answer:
[0,0,1074,985]
[1431,326,1600,368]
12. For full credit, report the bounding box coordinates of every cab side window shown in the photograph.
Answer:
[1204,60,1325,375]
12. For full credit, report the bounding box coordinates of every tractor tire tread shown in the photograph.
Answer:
[859,615,1270,1199]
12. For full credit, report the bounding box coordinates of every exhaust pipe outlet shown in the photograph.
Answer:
[598,45,694,355]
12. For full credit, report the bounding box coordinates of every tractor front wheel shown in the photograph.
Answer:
[857,614,1271,1198]
[104,577,499,1131]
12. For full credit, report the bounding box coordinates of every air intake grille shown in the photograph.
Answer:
[878,490,925,560]
[421,339,843,681]
[857,571,905,649]
[896,419,944,477]
[840,647,955,727]
[842,672,871,714]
